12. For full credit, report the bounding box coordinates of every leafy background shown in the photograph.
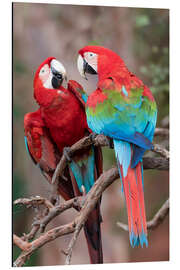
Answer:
[13,3,169,266]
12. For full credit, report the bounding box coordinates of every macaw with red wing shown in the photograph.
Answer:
[24,57,103,263]
[77,46,157,247]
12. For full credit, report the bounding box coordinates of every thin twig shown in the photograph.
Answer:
[14,196,54,210]
[65,223,83,265]
[116,199,169,231]
[21,226,40,241]
[147,199,169,230]
[13,222,76,267]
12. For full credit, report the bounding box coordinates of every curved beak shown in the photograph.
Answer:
[50,59,67,89]
[77,55,97,81]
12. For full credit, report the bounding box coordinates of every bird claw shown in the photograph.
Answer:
[81,185,86,196]
[89,132,98,143]
[63,147,72,162]
[107,137,114,149]
[50,193,60,206]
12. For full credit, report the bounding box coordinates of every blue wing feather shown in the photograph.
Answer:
[69,147,95,193]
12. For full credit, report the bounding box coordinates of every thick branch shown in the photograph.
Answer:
[153,144,169,159]
[143,157,169,170]
[154,128,169,137]
[52,132,169,186]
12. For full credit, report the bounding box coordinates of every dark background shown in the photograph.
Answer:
[13,3,169,266]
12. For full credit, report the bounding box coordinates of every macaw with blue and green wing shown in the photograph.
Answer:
[77,45,157,247]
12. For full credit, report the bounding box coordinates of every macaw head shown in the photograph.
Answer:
[34,57,67,91]
[77,46,125,80]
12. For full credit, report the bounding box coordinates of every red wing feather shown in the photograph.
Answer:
[68,80,86,108]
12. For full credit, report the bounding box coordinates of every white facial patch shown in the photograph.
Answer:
[39,64,53,89]
[43,72,54,89]
[39,59,67,89]
[84,52,98,73]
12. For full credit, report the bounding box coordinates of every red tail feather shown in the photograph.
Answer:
[120,162,148,247]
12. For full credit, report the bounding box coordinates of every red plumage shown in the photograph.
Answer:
[24,58,103,263]
[120,162,147,246]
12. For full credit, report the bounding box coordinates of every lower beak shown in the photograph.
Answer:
[51,67,63,89]
[83,59,97,79]
[83,60,88,80]
[50,59,67,89]
[52,75,63,89]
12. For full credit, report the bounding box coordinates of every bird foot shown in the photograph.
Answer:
[107,137,114,149]
[63,147,72,162]
[81,185,86,196]
[89,132,98,143]
[50,193,60,206]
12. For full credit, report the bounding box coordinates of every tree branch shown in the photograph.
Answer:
[153,144,169,159]
[52,130,169,187]
[13,222,76,267]
[116,199,169,231]
[154,128,169,137]
[13,127,169,266]
[13,165,120,266]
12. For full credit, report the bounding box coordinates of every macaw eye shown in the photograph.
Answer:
[88,52,96,58]
[39,65,49,76]
[40,68,45,75]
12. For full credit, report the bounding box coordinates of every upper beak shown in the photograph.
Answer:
[77,54,88,80]
[77,54,97,81]
[51,59,67,89]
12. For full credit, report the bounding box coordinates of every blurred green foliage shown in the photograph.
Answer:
[134,9,169,123]
[13,59,28,75]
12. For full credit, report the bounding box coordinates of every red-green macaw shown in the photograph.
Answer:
[24,57,103,263]
[77,46,157,247]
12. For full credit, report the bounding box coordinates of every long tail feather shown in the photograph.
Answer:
[84,201,103,264]
[69,146,103,263]
[114,139,148,247]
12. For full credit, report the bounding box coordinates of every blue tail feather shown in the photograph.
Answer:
[113,139,131,192]
[69,147,95,193]
[130,231,148,248]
